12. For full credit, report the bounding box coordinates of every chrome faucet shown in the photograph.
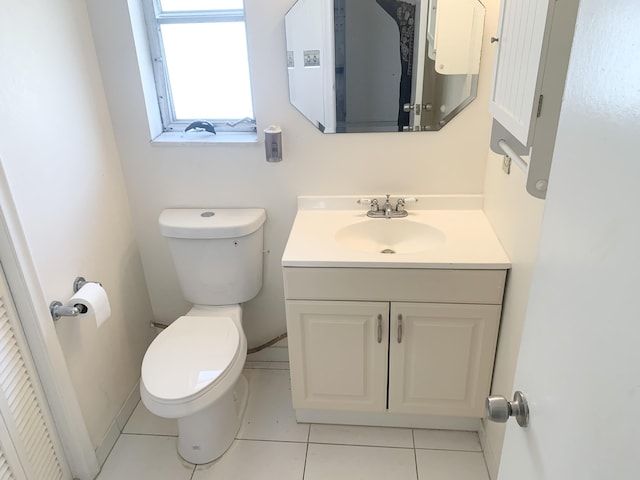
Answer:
[382,195,393,219]
[357,195,417,219]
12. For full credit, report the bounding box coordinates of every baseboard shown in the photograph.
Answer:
[95,420,120,467]
[246,341,289,362]
[95,380,141,467]
[295,408,481,431]
[116,380,141,431]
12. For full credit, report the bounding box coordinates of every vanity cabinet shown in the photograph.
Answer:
[284,267,506,419]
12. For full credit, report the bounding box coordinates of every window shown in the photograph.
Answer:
[143,0,256,134]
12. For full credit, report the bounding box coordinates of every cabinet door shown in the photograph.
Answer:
[388,303,501,417]
[489,0,551,146]
[286,300,389,411]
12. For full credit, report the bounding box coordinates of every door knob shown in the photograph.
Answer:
[486,391,529,427]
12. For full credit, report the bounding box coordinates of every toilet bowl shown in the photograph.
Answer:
[140,208,266,464]
[141,305,248,464]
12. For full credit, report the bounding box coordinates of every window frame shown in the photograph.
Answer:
[142,0,257,135]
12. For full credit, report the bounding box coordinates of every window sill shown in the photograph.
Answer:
[150,131,258,145]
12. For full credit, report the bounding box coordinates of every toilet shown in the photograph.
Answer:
[140,208,266,464]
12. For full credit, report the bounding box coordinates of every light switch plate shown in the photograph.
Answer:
[303,50,320,67]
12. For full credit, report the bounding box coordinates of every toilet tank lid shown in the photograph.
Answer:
[159,208,266,239]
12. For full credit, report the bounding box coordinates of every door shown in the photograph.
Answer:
[286,300,389,411]
[0,266,69,479]
[388,303,500,416]
[497,0,640,477]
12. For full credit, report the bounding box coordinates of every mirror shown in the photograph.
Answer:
[285,0,485,133]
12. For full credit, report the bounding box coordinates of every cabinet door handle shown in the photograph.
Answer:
[377,314,383,343]
[397,314,403,343]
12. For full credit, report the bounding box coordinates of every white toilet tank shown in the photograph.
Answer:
[159,208,266,305]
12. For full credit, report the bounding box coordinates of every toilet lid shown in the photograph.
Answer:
[142,315,240,402]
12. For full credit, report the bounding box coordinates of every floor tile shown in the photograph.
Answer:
[413,429,481,452]
[96,434,193,480]
[123,401,178,436]
[193,440,307,480]
[100,366,490,479]
[309,424,413,448]
[237,369,310,442]
[305,443,417,480]
[416,450,489,480]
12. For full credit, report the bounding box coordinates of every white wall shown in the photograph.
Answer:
[86,0,499,348]
[481,153,545,478]
[0,0,155,450]
[476,3,546,478]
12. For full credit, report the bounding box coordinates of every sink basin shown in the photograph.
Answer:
[281,196,512,268]
[335,220,446,254]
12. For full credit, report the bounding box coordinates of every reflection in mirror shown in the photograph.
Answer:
[285,0,485,133]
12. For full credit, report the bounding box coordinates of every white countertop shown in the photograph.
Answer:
[282,195,511,269]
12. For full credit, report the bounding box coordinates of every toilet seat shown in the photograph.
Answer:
[142,315,241,404]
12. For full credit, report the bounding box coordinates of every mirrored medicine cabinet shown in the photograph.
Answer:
[285,0,486,133]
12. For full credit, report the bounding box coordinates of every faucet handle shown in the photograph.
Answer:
[357,198,379,212]
[396,197,418,212]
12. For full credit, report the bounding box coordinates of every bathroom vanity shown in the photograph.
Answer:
[282,196,510,430]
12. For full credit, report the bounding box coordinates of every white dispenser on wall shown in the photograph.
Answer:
[264,125,283,162]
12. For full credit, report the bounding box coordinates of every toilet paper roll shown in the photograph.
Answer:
[68,282,111,328]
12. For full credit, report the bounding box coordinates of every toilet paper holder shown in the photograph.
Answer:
[49,276,101,321]
[73,276,101,293]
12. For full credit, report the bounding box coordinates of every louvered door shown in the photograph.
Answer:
[0,412,28,480]
[0,269,68,480]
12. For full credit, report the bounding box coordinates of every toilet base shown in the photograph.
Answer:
[177,373,249,464]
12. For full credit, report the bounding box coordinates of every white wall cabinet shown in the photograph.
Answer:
[284,268,506,423]
[489,0,580,199]
[489,0,550,147]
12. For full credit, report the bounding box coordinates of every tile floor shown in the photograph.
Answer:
[97,364,490,480]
